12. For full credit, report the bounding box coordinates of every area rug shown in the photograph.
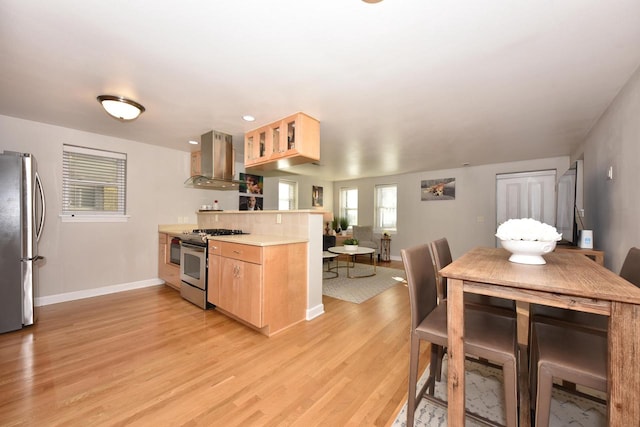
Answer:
[392,356,606,427]
[322,264,405,304]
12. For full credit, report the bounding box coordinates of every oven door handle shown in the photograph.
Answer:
[181,242,206,251]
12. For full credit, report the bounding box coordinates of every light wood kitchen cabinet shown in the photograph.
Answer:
[206,240,222,306]
[209,240,308,336]
[158,233,180,290]
[244,112,320,170]
[190,151,201,176]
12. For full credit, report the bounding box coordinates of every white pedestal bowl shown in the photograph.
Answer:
[499,239,557,265]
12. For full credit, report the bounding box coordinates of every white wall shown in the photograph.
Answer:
[0,115,241,299]
[333,157,569,260]
[262,173,334,213]
[576,65,640,272]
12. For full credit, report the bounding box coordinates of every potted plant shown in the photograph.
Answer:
[343,238,359,251]
[332,217,341,234]
[339,217,349,236]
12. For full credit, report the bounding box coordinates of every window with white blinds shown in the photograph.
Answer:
[62,144,127,220]
[374,184,397,233]
[278,179,297,210]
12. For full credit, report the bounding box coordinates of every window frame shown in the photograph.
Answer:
[374,184,397,233]
[339,187,358,229]
[278,179,298,210]
[60,144,129,223]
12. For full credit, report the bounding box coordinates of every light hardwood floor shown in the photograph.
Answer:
[0,260,429,426]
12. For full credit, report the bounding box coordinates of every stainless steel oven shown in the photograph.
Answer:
[180,241,207,309]
[179,229,247,309]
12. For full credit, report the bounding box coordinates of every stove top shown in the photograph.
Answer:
[180,228,248,245]
[192,228,246,236]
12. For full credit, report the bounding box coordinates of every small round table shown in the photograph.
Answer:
[322,251,339,279]
[328,246,377,278]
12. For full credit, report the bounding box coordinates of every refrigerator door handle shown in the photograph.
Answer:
[35,171,45,242]
[21,255,45,262]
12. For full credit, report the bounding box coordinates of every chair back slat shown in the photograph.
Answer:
[620,247,640,287]
[430,238,453,302]
[401,244,438,331]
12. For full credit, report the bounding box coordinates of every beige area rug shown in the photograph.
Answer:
[322,264,405,304]
[392,356,606,427]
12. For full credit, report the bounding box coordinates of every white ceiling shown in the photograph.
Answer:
[1,1,639,181]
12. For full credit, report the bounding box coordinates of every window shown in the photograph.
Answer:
[340,187,358,228]
[375,184,397,232]
[62,144,127,222]
[278,179,297,210]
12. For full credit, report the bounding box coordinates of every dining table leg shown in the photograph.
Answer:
[608,301,640,425]
[447,278,465,426]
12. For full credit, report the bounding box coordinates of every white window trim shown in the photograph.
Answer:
[62,144,128,222]
[278,179,298,210]
[59,214,130,223]
[340,187,358,228]
[374,183,398,233]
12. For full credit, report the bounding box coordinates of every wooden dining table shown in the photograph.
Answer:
[440,247,640,427]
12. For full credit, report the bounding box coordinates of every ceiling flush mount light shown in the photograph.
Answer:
[242,115,256,122]
[188,140,199,145]
[97,95,145,121]
[362,0,383,3]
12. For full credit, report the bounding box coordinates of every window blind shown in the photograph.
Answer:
[375,184,397,231]
[62,144,127,216]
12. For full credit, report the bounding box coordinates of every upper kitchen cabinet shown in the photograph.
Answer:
[244,112,320,171]
[190,151,201,176]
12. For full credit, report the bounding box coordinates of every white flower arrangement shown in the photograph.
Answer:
[495,218,562,242]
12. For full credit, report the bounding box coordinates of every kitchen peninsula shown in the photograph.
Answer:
[158,210,324,335]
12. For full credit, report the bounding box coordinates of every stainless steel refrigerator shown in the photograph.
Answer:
[0,151,46,334]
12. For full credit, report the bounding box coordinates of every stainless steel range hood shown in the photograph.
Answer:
[184,130,244,190]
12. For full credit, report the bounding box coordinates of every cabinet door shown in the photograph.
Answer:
[207,254,221,306]
[219,258,262,327]
[207,241,222,305]
[190,151,201,175]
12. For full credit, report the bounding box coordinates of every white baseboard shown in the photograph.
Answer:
[306,303,325,320]
[35,278,164,307]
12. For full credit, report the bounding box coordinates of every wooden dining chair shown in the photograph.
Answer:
[530,246,640,426]
[402,243,519,427]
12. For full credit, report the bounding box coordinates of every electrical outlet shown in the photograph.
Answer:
[607,166,614,180]
[276,214,282,224]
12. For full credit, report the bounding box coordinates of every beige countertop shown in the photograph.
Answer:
[158,224,198,235]
[207,234,308,247]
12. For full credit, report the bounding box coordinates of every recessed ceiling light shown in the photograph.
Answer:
[362,0,383,3]
[188,140,199,145]
[242,115,256,122]
[97,95,145,121]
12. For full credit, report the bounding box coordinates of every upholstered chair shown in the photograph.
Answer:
[401,243,519,427]
[352,225,379,261]
[530,246,640,426]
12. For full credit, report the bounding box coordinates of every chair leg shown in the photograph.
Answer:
[534,364,554,427]
[407,334,421,426]
[502,359,519,427]
[434,345,445,382]
[428,345,439,395]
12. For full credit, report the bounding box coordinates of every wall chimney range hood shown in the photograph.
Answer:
[184,130,244,190]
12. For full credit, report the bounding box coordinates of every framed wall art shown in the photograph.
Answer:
[421,178,456,201]
[312,185,323,207]
[240,173,263,195]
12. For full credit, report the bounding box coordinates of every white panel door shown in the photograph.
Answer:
[496,169,557,231]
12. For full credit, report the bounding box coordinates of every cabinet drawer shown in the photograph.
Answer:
[208,240,222,255]
[221,242,262,264]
